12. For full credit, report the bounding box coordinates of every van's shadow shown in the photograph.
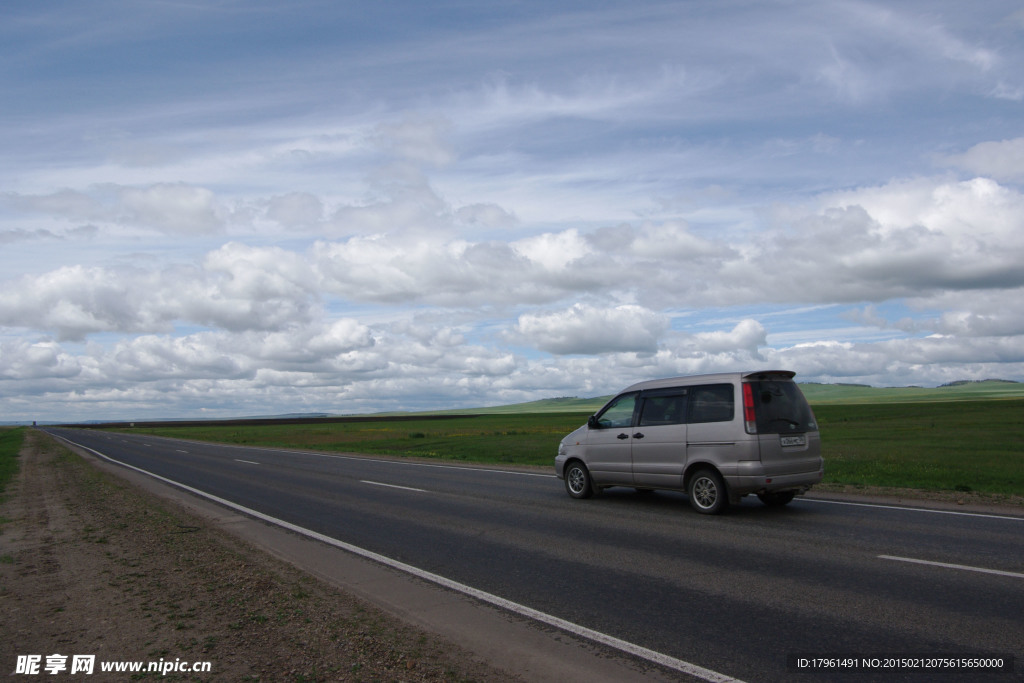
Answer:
[588,486,815,518]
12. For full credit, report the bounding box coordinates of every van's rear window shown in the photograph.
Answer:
[747,380,817,434]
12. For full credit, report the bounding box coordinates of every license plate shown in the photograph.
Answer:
[780,435,806,447]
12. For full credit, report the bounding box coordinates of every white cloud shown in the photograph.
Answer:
[1,183,225,236]
[513,304,669,355]
[512,229,592,271]
[5,173,1024,346]
[944,138,1024,182]
[0,339,81,381]
[118,183,223,234]
[691,319,767,354]
[0,265,166,340]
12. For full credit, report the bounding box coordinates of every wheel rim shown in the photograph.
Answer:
[692,476,718,509]
[567,466,586,494]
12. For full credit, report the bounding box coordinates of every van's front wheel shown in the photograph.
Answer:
[564,461,594,499]
[688,469,728,514]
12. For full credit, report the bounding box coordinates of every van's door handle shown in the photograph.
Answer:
[617,433,629,439]
[633,432,645,439]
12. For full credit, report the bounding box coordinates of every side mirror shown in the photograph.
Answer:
[587,415,599,429]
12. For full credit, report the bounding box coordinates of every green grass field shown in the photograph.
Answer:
[126,397,1024,498]
[813,400,1023,495]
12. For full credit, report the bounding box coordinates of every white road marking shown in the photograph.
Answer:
[54,434,744,683]
[362,480,427,493]
[274,449,558,478]
[234,459,260,465]
[804,497,1024,522]
[879,555,1024,579]
[93,432,556,478]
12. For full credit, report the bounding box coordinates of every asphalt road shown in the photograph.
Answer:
[45,428,1024,682]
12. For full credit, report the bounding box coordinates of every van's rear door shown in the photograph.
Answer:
[743,372,822,477]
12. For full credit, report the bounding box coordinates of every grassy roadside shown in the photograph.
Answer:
[124,399,1024,500]
[814,400,1023,495]
[0,427,24,497]
[0,432,24,518]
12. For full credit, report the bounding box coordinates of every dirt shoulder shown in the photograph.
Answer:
[0,430,520,681]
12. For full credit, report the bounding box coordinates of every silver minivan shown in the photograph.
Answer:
[555,370,823,514]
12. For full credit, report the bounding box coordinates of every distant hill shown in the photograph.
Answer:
[408,379,1024,416]
[425,396,612,415]
[798,379,1023,404]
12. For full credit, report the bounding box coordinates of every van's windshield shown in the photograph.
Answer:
[747,380,817,434]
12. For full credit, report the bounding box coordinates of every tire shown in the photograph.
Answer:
[688,468,728,514]
[757,491,795,507]
[564,460,594,499]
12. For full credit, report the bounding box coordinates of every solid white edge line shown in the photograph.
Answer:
[53,434,745,683]
[361,480,427,493]
[879,555,1024,579]
[803,497,1024,522]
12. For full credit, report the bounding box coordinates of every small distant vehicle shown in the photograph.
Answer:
[555,371,823,514]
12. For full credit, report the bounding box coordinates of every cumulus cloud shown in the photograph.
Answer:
[0,244,321,340]
[119,183,223,234]
[944,138,1024,182]
[691,319,767,354]
[513,304,670,355]
[746,177,1024,304]
[0,339,81,380]
[0,265,166,340]
[5,172,1024,349]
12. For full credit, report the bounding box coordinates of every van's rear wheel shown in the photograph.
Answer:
[688,469,728,514]
[757,491,795,506]
[564,461,594,499]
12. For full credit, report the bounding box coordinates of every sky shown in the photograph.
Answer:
[2,0,1024,422]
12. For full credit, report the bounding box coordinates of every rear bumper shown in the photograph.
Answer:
[726,460,824,496]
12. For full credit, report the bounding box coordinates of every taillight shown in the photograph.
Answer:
[742,383,757,434]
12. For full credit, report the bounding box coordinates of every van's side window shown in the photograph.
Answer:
[639,394,687,426]
[595,392,638,428]
[688,384,734,423]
